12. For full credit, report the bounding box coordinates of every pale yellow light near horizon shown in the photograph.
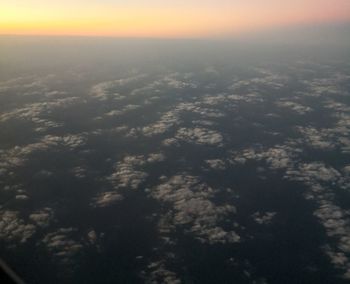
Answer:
[1,0,350,37]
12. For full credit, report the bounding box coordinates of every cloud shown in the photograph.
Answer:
[229,69,287,92]
[40,226,104,265]
[106,153,165,191]
[252,212,276,225]
[91,191,124,208]
[232,141,350,279]
[147,153,166,163]
[205,159,227,170]
[296,126,334,150]
[301,74,348,97]
[42,228,84,264]
[294,162,341,183]
[129,73,196,99]
[292,98,350,153]
[0,134,86,193]
[162,138,180,147]
[201,94,228,106]
[162,74,197,90]
[276,100,312,115]
[343,166,350,175]
[331,114,350,154]
[227,93,263,103]
[34,169,54,179]
[141,101,225,138]
[231,145,296,171]
[145,261,181,284]
[176,102,225,118]
[108,155,149,190]
[70,166,87,179]
[0,97,80,132]
[29,208,54,227]
[105,104,141,117]
[44,134,87,150]
[192,119,216,127]
[0,211,36,244]
[90,74,145,101]
[175,127,224,146]
[1,60,350,281]
[151,174,239,244]
[324,99,350,113]
[313,200,350,279]
[142,109,181,137]
[15,194,29,201]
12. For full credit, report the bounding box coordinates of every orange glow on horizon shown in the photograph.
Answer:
[1,1,350,38]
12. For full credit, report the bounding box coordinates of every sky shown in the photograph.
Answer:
[1,0,350,38]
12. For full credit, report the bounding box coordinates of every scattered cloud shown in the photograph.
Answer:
[91,191,124,208]
[29,208,54,227]
[107,155,149,190]
[0,211,36,244]
[205,159,227,170]
[151,174,240,244]
[144,261,181,284]
[175,127,224,146]
[276,100,312,115]
[252,212,276,225]
[42,228,84,264]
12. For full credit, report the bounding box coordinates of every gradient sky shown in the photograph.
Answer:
[1,0,350,38]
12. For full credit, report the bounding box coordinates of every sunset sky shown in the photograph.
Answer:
[1,0,350,38]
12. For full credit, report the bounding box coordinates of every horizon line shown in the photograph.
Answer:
[1,20,349,40]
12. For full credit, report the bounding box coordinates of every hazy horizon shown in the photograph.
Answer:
[1,0,350,37]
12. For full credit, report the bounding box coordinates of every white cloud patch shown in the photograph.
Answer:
[176,102,225,118]
[231,145,297,171]
[29,208,54,227]
[0,211,36,244]
[343,166,350,175]
[147,153,166,163]
[141,99,227,139]
[227,93,263,103]
[230,68,287,91]
[301,74,348,97]
[0,134,86,188]
[70,166,87,179]
[15,194,29,201]
[324,99,350,113]
[145,261,181,284]
[151,175,240,244]
[314,200,350,279]
[128,72,196,99]
[91,191,124,208]
[296,126,334,150]
[108,155,148,190]
[142,109,181,137]
[43,134,86,150]
[42,228,84,264]
[107,153,165,191]
[90,74,145,101]
[105,104,141,117]
[252,212,276,225]
[201,94,228,106]
[297,162,341,183]
[276,101,312,115]
[205,159,227,170]
[192,119,216,127]
[162,74,197,90]
[162,138,180,147]
[0,97,80,131]
[175,127,224,146]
